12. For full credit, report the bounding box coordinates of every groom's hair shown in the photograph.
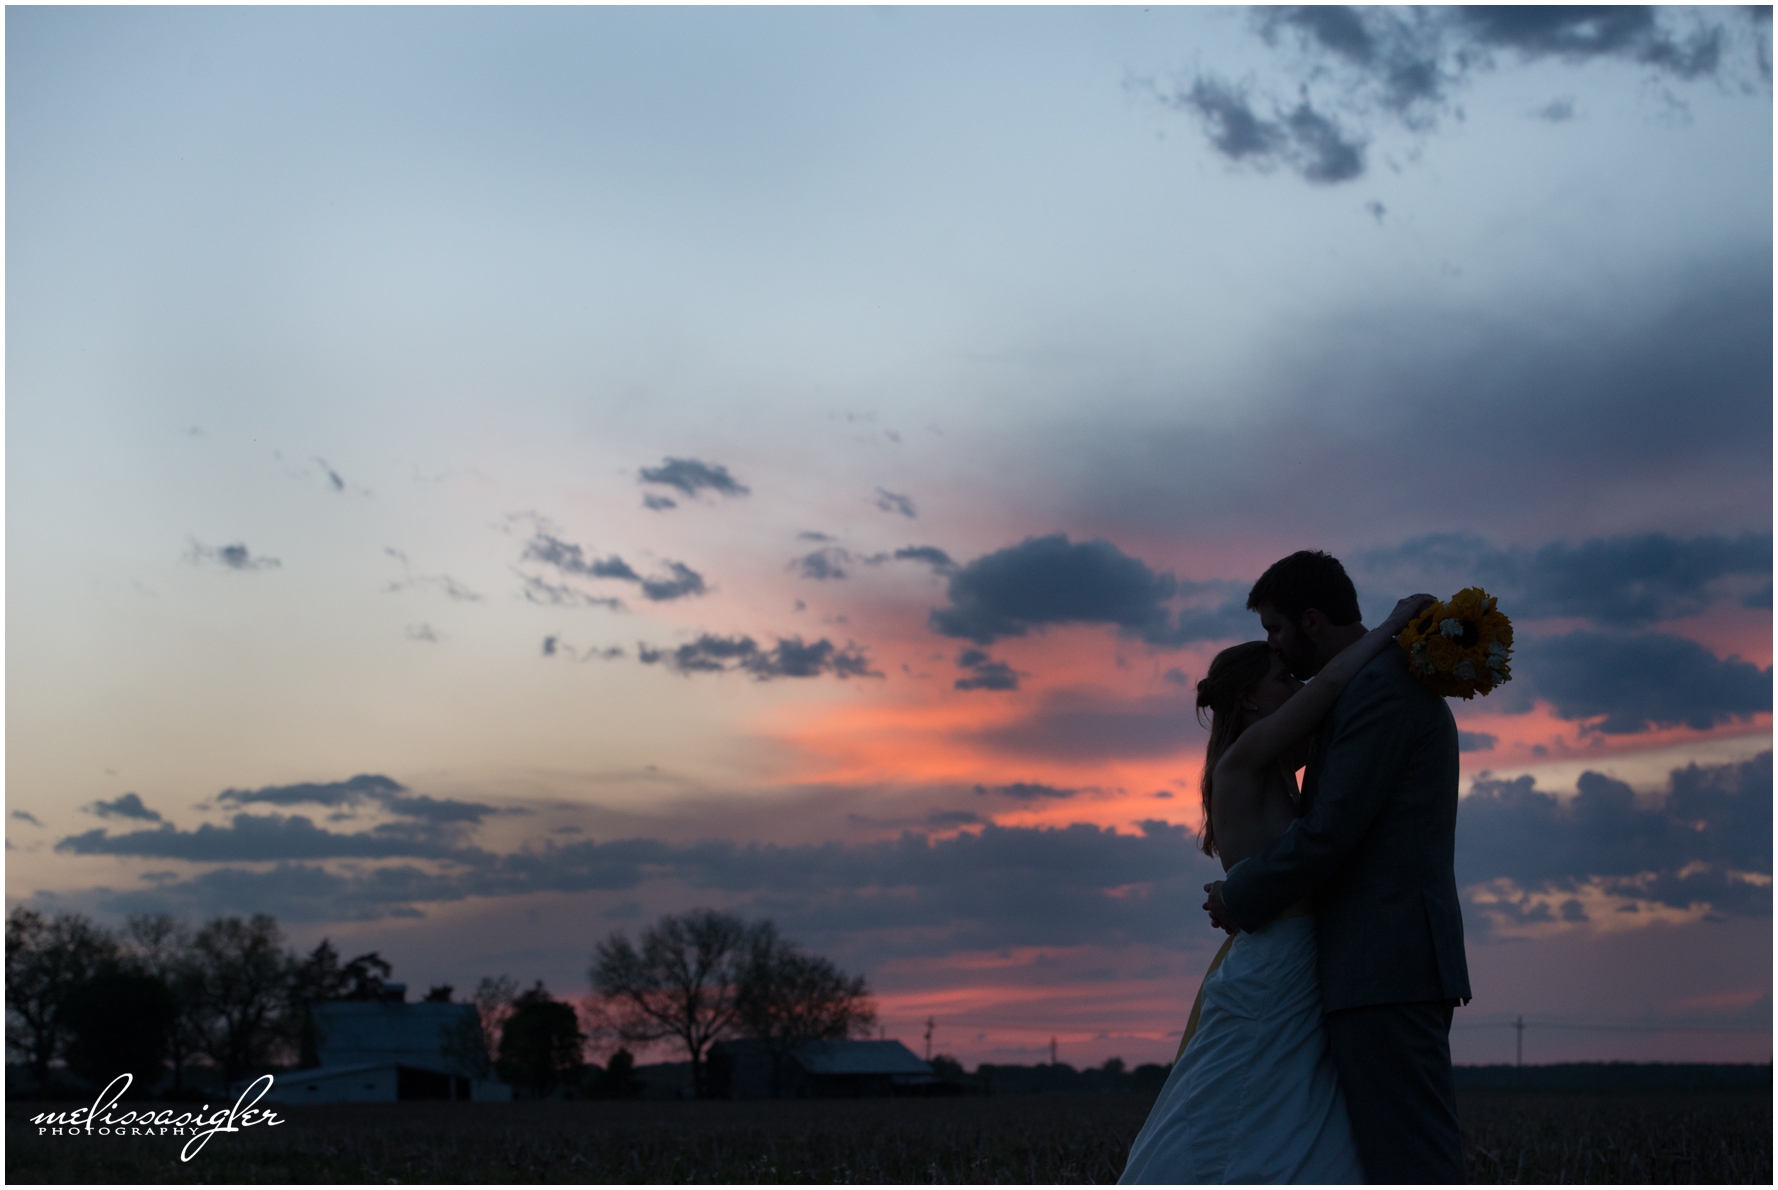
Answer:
[1247,550,1362,626]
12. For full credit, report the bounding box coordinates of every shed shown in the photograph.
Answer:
[250,996,511,1103]
[708,1039,936,1099]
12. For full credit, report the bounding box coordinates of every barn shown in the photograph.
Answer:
[255,987,511,1104]
[707,1038,938,1099]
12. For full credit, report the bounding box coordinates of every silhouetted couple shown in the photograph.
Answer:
[1120,551,1470,1185]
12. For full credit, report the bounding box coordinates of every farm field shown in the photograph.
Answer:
[7,1089,1770,1184]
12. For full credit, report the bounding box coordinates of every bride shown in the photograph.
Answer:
[1119,594,1433,1185]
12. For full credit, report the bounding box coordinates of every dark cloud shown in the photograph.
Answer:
[1163,7,1759,183]
[973,782,1079,801]
[795,547,851,581]
[218,774,407,808]
[875,489,917,518]
[1519,629,1770,735]
[85,793,164,822]
[1458,731,1498,753]
[642,493,677,512]
[72,820,1230,957]
[1360,531,1771,629]
[1162,668,1190,688]
[521,532,705,602]
[316,458,346,492]
[893,545,956,574]
[929,534,1253,649]
[11,811,42,827]
[405,624,441,643]
[638,457,749,499]
[216,774,502,826]
[954,648,1020,692]
[186,540,280,571]
[926,810,986,828]
[1458,752,1771,926]
[638,634,881,680]
[971,688,1201,762]
[930,535,1176,645]
[56,814,475,862]
[1081,259,1769,547]
[1167,78,1366,184]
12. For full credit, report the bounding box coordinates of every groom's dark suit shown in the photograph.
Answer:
[1220,645,1471,1184]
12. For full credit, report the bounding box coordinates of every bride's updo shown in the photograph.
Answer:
[1194,640,1274,858]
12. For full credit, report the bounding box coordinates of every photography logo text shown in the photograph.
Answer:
[32,1072,285,1162]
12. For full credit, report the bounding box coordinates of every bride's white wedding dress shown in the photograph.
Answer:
[1120,911,1364,1184]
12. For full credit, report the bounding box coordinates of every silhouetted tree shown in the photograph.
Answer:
[496,983,584,1097]
[587,1047,643,1099]
[736,925,875,1094]
[287,940,394,1066]
[5,909,118,1085]
[589,909,763,1097]
[62,964,178,1091]
[190,914,292,1082]
[424,984,454,1002]
[123,914,207,1092]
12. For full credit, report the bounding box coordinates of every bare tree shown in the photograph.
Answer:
[589,909,761,1097]
[737,926,876,1094]
[5,909,118,1085]
[189,914,293,1083]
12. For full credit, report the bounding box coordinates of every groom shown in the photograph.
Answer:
[1205,550,1470,1184]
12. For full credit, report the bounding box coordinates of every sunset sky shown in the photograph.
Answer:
[7,6,1771,1070]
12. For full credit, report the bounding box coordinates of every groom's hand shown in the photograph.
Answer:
[1203,881,1238,936]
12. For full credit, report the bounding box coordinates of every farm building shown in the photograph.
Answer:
[256,986,510,1104]
[707,1038,938,1099]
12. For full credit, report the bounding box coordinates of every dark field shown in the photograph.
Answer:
[7,1089,1770,1184]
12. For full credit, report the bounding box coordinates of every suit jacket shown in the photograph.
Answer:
[1220,646,1471,1013]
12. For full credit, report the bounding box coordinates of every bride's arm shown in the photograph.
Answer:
[1216,595,1434,776]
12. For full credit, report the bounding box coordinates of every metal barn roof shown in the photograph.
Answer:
[311,1000,478,1071]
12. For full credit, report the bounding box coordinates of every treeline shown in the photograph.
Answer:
[938,1057,1173,1097]
[6,906,877,1101]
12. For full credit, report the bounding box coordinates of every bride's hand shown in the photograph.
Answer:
[1382,594,1436,636]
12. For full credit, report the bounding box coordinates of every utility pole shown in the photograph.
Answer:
[924,1016,935,1061]
[1049,1036,1058,1066]
[1514,1015,1525,1067]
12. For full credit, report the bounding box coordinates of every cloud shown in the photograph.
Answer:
[969,688,1201,762]
[795,547,852,581]
[387,575,481,601]
[1160,7,1759,184]
[406,624,441,643]
[1166,77,1366,184]
[543,636,625,663]
[930,535,1177,645]
[85,793,164,822]
[1458,731,1498,753]
[1360,531,1772,628]
[11,811,42,827]
[518,573,627,611]
[216,773,503,826]
[954,648,1020,692]
[875,489,917,518]
[57,814,476,862]
[1518,629,1771,735]
[185,540,280,571]
[315,457,346,492]
[1534,96,1576,122]
[521,532,706,602]
[638,457,749,499]
[1458,753,1772,925]
[974,782,1079,801]
[69,820,1231,955]
[638,634,881,680]
[892,545,956,574]
[642,493,677,511]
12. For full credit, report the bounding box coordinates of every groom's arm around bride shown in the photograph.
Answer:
[1212,551,1471,1185]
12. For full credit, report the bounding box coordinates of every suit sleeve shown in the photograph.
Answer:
[1220,662,1415,930]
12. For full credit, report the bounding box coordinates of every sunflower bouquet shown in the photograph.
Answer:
[1397,587,1513,699]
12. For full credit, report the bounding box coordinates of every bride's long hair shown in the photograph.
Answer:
[1194,641,1275,858]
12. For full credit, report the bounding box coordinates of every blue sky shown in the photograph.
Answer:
[7,6,1771,1068]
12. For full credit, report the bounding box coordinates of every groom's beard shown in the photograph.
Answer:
[1278,631,1320,682]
